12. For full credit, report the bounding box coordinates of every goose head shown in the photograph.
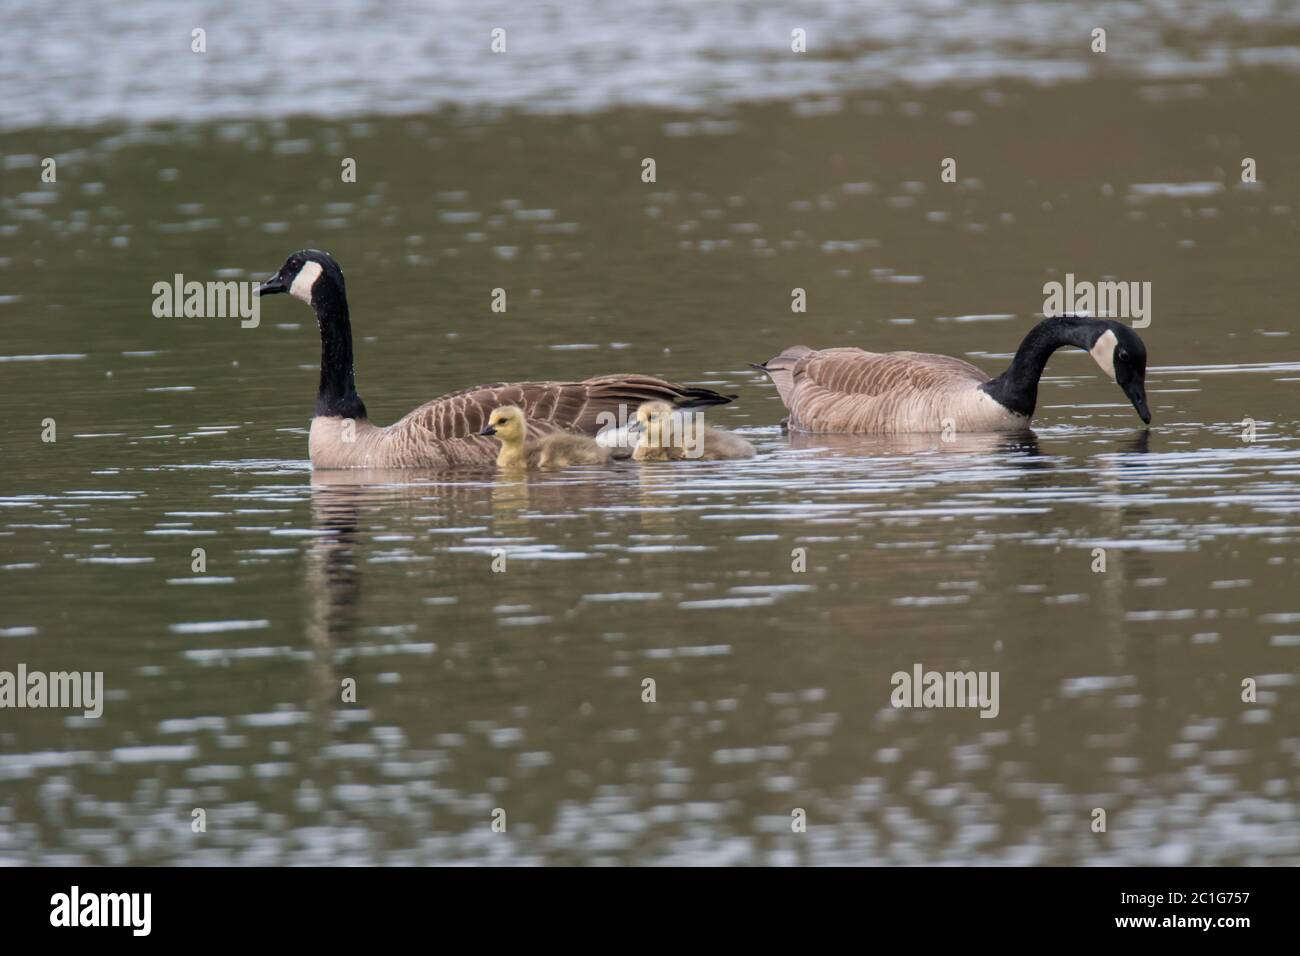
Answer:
[479,406,527,443]
[254,249,364,419]
[1088,320,1150,425]
[256,249,346,309]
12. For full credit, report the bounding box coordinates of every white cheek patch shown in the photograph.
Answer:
[1089,329,1118,381]
[290,260,323,304]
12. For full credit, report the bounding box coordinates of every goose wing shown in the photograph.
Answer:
[761,347,992,433]
[401,375,731,437]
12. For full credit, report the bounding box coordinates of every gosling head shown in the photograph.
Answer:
[256,249,346,308]
[634,401,673,442]
[1088,320,1151,425]
[479,406,527,443]
[635,401,675,429]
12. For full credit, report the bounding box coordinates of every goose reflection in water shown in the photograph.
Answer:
[785,428,1042,461]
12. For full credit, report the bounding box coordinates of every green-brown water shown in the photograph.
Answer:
[3,72,1299,864]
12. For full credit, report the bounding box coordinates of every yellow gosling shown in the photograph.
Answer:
[632,401,756,462]
[479,405,611,471]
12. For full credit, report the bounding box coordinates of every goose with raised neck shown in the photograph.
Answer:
[256,249,734,468]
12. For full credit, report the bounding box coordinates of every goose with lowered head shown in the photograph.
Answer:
[755,316,1150,433]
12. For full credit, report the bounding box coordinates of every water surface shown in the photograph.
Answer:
[2,10,1299,864]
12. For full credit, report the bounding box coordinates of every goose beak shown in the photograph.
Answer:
[1123,380,1151,425]
[479,425,497,437]
[256,274,287,297]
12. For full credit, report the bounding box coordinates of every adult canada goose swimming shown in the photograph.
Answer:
[479,405,611,470]
[632,400,757,461]
[255,250,734,467]
[755,316,1150,433]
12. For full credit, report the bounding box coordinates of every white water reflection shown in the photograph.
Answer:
[4,0,1300,130]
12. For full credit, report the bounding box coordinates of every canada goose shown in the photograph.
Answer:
[255,249,734,468]
[755,316,1150,433]
[632,400,757,461]
[479,405,611,470]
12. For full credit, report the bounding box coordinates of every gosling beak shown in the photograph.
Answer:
[479,425,497,437]
[255,274,287,297]
[1123,379,1151,425]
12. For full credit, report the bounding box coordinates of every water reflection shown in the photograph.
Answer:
[785,429,1041,459]
[4,43,1300,862]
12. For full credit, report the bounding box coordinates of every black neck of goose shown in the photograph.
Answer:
[981,316,1102,418]
[312,282,367,419]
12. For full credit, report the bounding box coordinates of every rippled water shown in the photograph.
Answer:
[3,3,1300,865]
[4,0,1300,130]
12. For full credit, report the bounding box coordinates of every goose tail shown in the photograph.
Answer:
[753,345,813,407]
[579,375,734,416]
[671,386,736,410]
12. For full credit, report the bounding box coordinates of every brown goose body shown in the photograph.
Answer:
[758,318,1153,434]
[309,375,710,469]
[255,250,733,469]
[761,346,1023,434]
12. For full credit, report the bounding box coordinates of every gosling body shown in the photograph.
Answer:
[632,401,756,461]
[481,406,611,471]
